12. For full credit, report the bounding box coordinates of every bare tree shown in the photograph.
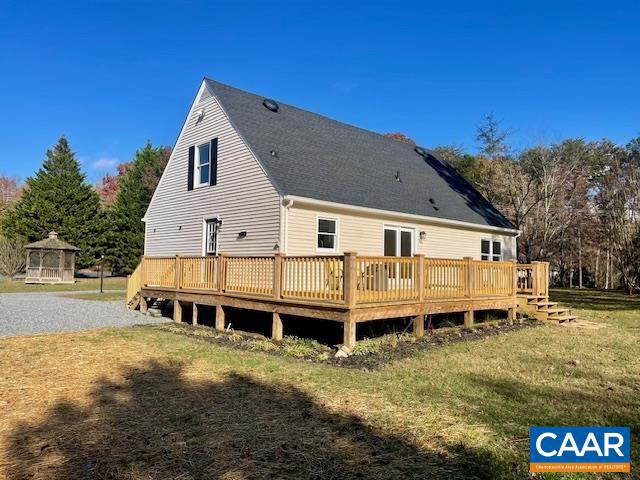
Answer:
[0,235,26,279]
[0,176,21,216]
[594,141,640,293]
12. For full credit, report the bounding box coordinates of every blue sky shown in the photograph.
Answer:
[0,0,638,183]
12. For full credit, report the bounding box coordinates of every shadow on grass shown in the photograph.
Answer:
[550,288,640,312]
[6,361,505,479]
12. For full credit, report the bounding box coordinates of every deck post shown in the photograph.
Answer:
[343,317,356,349]
[175,255,182,290]
[140,296,148,314]
[511,259,518,296]
[141,256,146,288]
[192,303,198,326]
[173,299,182,323]
[271,311,283,340]
[508,303,517,324]
[344,252,358,308]
[464,310,474,328]
[416,254,425,301]
[413,314,425,338]
[273,252,283,300]
[531,261,540,296]
[217,253,226,292]
[215,304,225,331]
[464,257,473,297]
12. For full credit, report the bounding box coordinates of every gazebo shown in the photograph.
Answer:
[25,231,79,284]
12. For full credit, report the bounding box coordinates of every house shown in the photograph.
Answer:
[132,78,566,349]
[144,78,518,262]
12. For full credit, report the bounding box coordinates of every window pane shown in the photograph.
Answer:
[317,233,335,249]
[481,240,490,254]
[492,255,500,262]
[206,221,217,254]
[318,219,336,234]
[198,144,210,166]
[481,255,489,261]
[384,229,397,256]
[493,241,501,255]
[400,231,412,257]
[199,164,210,184]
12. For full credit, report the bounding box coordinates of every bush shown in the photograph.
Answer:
[0,235,26,279]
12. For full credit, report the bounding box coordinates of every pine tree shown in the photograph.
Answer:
[104,142,167,273]
[1,136,103,268]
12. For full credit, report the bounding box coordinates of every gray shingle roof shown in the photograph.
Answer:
[26,232,79,251]
[205,78,515,230]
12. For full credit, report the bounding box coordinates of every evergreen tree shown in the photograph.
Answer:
[104,142,167,273]
[1,136,103,268]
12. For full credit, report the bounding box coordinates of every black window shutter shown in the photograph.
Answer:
[209,138,218,186]
[187,146,195,191]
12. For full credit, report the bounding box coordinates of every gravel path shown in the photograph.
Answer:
[0,291,168,337]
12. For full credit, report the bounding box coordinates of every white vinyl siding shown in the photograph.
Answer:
[286,203,517,260]
[144,84,281,256]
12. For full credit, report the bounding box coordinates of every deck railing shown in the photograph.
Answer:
[140,253,544,307]
[356,256,420,303]
[281,255,344,303]
[516,262,549,297]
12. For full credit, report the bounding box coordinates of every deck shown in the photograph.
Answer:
[128,254,549,348]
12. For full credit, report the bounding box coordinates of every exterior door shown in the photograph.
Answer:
[383,227,414,280]
[383,227,413,257]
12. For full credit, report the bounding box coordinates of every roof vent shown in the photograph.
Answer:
[270,150,278,158]
[395,170,402,182]
[428,198,435,205]
[48,231,58,239]
[263,99,279,112]
[414,146,426,156]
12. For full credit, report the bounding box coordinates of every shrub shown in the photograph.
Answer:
[0,235,26,279]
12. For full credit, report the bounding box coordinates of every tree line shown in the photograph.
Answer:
[0,136,169,276]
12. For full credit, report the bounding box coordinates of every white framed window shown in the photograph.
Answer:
[204,219,219,256]
[481,239,502,261]
[195,142,211,187]
[316,217,338,252]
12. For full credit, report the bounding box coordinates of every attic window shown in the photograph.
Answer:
[263,99,279,112]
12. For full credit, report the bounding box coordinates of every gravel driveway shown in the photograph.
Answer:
[0,291,168,337]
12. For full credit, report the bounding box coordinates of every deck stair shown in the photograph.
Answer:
[519,295,577,323]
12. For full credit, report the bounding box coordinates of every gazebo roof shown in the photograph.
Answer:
[25,231,80,251]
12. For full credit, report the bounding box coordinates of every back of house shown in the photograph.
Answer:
[144,78,518,261]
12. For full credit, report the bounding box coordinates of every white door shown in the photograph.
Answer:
[383,227,414,282]
[384,226,414,257]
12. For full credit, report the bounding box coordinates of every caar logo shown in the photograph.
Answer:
[530,426,630,473]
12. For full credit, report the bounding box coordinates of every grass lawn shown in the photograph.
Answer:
[60,291,125,301]
[0,276,126,293]
[0,289,637,479]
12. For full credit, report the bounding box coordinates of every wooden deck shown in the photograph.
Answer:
[129,254,549,348]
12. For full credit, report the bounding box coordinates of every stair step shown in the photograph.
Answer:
[546,308,568,315]
[554,315,578,323]
[536,302,557,310]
